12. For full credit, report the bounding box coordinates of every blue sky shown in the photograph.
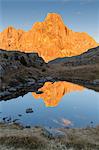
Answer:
[0,0,99,42]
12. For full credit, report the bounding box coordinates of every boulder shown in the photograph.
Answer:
[43,127,65,138]
[26,108,34,113]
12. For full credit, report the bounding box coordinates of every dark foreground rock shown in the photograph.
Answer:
[0,49,47,100]
[43,127,66,138]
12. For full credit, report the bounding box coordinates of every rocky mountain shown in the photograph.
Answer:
[0,13,98,61]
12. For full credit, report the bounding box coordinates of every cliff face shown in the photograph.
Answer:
[0,13,98,61]
[32,82,84,107]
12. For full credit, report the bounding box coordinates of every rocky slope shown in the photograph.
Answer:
[0,49,48,100]
[0,46,99,101]
[0,13,98,61]
[47,46,99,92]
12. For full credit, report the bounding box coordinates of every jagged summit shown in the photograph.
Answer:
[5,26,15,31]
[45,13,64,24]
[0,13,98,61]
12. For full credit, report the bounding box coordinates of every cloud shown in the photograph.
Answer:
[61,118,73,126]
[53,118,73,127]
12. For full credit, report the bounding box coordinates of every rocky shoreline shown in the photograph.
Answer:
[0,47,99,149]
[0,46,99,101]
[0,123,99,150]
[0,49,56,101]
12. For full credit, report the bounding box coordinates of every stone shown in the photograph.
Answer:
[26,79,36,86]
[43,127,65,138]
[38,79,47,83]
[93,79,99,85]
[45,76,53,81]
[2,117,8,121]
[13,119,20,123]
[0,91,11,98]
[25,125,31,128]
[18,114,22,117]
[27,79,35,82]
[27,82,35,86]
[26,108,33,113]
[35,91,43,94]
[0,65,5,77]
[8,87,16,92]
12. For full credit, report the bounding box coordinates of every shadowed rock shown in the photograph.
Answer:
[0,46,99,101]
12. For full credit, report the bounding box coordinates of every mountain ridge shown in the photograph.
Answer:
[0,13,98,61]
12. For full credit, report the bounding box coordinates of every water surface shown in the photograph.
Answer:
[0,82,99,128]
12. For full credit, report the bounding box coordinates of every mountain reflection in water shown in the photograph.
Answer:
[32,82,84,107]
[0,81,99,128]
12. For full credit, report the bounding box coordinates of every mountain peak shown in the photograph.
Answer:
[45,13,64,22]
[44,13,65,29]
[0,13,98,61]
[5,26,16,32]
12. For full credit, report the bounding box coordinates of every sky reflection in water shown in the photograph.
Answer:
[0,82,99,128]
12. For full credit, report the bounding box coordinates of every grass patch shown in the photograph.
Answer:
[0,136,46,150]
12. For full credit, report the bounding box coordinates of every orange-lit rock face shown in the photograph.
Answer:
[0,13,98,61]
[32,82,84,107]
